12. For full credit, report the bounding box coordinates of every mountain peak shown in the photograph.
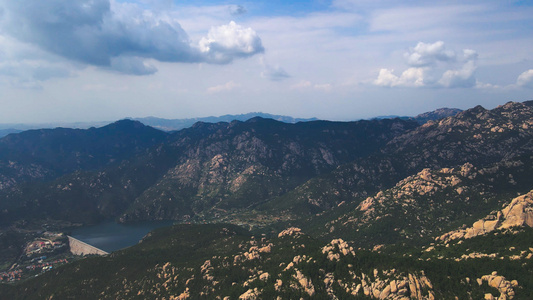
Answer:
[412,107,462,124]
[104,119,147,129]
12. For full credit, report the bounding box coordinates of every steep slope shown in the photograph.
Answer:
[0,141,182,226]
[275,101,533,214]
[0,117,417,226]
[410,108,462,124]
[303,157,533,247]
[121,117,417,222]
[0,120,168,189]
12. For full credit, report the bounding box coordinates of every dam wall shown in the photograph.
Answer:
[67,236,109,256]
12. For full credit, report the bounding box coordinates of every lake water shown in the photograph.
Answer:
[70,221,175,253]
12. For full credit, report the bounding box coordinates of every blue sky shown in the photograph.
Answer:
[0,0,532,123]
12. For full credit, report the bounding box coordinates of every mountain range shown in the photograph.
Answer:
[0,109,462,138]
[0,113,320,138]
[1,101,532,299]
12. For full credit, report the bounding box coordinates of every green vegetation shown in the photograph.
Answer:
[1,101,533,298]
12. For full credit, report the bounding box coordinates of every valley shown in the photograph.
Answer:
[0,100,532,299]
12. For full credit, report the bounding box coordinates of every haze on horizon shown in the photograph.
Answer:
[0,0,532,124]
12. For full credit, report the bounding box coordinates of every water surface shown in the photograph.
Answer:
[71,221,174,253]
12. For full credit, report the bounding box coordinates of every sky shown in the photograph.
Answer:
[0,0,532,123]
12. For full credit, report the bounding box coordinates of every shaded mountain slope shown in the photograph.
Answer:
[121,117,417,222]
[0,117,417,226]
[0,141,183,226]
[0,119,168,190]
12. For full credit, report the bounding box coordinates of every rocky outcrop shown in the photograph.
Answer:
[332,268,435,300]
[293,269,315,296]
[478,271,518,300]
[327,162,507,245]
[411,108,463,125]
[322,238,355,261]
[278,227,303,238]
[239,288,261,300]
[438,190,533,242]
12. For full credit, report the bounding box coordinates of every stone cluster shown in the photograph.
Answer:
[438,190,533,242]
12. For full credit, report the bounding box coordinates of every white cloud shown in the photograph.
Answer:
[374,68,425,87]
[475,81,499,89]
[207,81,241,93]
[463,49,478,61]
[439,60,476,88]
[199,21,264,64]
[0,0,264,78]
[517,69,533,88]
[374,41,480,89]
[405,41,455,67]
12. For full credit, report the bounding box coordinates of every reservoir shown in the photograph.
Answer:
[70,221,174,253]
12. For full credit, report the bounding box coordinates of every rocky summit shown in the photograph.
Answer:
[1,100,533,299]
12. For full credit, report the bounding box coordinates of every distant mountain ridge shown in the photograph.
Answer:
[0,113,319,137]
[373,107,463,124]
[133,113,319,131]
[0,108,462,138]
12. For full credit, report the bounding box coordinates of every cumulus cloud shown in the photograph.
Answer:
[374,41,479,88]
[0,0,263,77]
[517,69,533,88]
[438,60,476,88]
[405,41,455,67]
[199,21,264,64]
[374,68,425,87]
[207,81,241,93]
